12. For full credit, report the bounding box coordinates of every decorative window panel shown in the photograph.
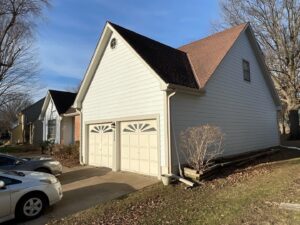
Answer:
[123,123,156,133]
[91,125,113,133]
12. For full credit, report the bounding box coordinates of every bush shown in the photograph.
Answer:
[40,140,55,154]
[180,124,224,172]
[52,143,80,167]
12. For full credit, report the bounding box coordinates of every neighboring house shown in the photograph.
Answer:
[73,22,281,178]
[10,98,45,145]
[39,90,79,145]
[22,98,45,145]
[10,125,22,145]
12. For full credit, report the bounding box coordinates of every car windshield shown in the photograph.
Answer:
[0,170,25,177]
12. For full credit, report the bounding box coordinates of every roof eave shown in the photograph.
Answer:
[163,83,205,96]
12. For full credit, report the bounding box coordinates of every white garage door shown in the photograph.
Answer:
[88,123,113,168]
[121,120,158,176]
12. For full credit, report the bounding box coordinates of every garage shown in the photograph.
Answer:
[120,120,159,176]
[88,123,114,168]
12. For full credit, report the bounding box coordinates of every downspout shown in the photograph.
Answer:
[78,108,84,165]
[167,90,184,176]
[166,89,194,187]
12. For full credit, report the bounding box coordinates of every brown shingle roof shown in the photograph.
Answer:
[179,23,248,87]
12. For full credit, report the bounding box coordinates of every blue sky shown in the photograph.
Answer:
[36,0,220,99]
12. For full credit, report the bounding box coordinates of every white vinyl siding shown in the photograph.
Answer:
[81,32,166,169]
[171,32,279,165]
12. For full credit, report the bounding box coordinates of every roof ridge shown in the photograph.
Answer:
[179,23,249,50]
[108,21,187,55]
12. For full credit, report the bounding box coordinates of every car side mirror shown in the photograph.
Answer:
[15,160,23,165]
[0,181,6,189]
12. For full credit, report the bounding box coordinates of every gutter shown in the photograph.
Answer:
[62,112,80,117]
[165,83,205,96]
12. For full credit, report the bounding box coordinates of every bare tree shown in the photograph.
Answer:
[180,125,224,172]
[64,83,80,93]
[0,93,32,131]
[0,0,49,108]
[218,0,300,138]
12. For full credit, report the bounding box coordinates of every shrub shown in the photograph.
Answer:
[180,124,224,172]
[40,140,55,154]
[52,143,80,167]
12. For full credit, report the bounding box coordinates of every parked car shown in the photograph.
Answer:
[0,170,63,223]
[0,154,63,176]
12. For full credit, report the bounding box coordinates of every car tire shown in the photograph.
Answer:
[16,193,48,220]
[35,167,52,174]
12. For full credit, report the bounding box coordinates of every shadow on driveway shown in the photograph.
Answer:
[51,182,136,217]
[58,167,111,185]
[4,182,136,225]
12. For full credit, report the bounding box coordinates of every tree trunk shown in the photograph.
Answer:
[289,110,300,140]
[282,122,286,135]
[282,113,286,135]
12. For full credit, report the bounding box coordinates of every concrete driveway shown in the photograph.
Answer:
[7,166,158,225]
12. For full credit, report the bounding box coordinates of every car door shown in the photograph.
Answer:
[0,176,12,218]
[0,176,22,219]
[0,156,16,170]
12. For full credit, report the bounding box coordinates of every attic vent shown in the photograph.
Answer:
[110,38,117,49]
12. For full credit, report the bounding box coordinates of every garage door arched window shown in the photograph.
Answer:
[123,123,156,133]
[91,125,113,133]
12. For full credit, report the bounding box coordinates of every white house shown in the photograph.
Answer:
[73,22,281,178]
[40,90,78,145]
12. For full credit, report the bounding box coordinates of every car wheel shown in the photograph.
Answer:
[35,167,52,174]
[16,193,48,220]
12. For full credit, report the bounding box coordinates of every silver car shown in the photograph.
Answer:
[0,170,63,223]
[0,154,63,176]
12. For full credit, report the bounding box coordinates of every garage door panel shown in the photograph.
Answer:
[88,123,113,168]
[121,119,158,176]
[140,162,150,175]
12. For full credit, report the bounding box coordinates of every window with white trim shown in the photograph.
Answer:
[47,119,56,140]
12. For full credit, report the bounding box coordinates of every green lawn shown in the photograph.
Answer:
[51,152,300,225]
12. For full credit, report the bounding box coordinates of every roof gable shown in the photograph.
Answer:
[109,22,198,89]
[49,90,77,114]
[179,23,248,87]
[22,98,45,123]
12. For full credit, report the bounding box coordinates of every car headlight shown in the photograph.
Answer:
[49,161,60,166]
[40,176,58,184]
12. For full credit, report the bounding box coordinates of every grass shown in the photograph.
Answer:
[49,151,300,225]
